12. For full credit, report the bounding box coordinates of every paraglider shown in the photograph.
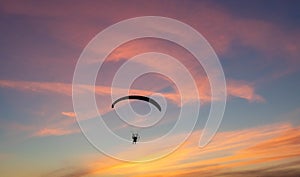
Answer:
[112,95,161,144]
[112,95,161,111]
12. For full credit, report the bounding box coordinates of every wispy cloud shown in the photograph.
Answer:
[33,128,78,137]
[41,167,90,177]
[0,1,299,177]
[61,112,76,118]
[1,0,298,78]
[0,76,264,140]
[227,80,264,102]
[71,123,300,177]
[0,78,263,104]
[0,116,79,138]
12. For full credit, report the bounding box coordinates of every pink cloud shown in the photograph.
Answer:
[1,1,299,79]
[227,80,265,102]
[3,1,298,58]
[61,111,76,118]
[0,78,263,106]
[33,128,78,137]
[0,80,72,96]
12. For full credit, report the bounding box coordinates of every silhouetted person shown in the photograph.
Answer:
[132,133,139,144]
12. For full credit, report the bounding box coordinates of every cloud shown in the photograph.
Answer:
[0,80,73,96]
[240,125,300,157]
[61,112,76,118]
[41,167,90,177]
[33,128,78,137]
[1,0,298,78]
[1,120,79,138]
[0,78,263,131]
[1,1,278,107]
[0,78,263,141]
[227,80,265,102]
[0,74,263,104]
[216,160,300,177]
[0,109,79,139]
[78,122,300,177]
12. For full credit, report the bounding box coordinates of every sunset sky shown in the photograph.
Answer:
[1,0,300,177]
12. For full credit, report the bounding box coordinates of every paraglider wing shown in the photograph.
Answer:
[112,95,161,111]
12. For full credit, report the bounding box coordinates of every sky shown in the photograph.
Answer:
[0,0,300,176]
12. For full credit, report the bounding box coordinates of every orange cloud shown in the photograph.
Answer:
[97,39,264,103]
[0,109,79,139]
[78,123,300,177]
[0,80,72,96]
[33,128,78,137]
[227,80,265,102]
[61,111,76,118]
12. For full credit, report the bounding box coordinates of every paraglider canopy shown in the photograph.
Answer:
[111,95,161,111]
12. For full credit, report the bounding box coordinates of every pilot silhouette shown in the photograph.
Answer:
[132,133,140,144]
